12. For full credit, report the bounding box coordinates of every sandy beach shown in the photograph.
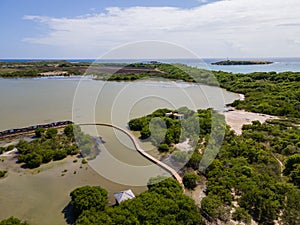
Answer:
[223,108,278,135]
[175,139,192,152]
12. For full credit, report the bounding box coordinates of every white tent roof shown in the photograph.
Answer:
[114,189,135,204]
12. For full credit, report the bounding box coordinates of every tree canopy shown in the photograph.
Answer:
[128,107,216,151]
[215,70,300,118]
[70,186,108,216]
[15,126,80,168]
[200,119,300,224]
[0,217,29,225]
[73,177,204,225]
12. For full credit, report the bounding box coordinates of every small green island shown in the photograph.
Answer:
[212,60,273,65]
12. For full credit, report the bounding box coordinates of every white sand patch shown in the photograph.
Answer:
[0,148,18,157]
[175,139,192,152]
[223,109,278,135]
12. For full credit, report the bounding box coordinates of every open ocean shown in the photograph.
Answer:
[1,58,300,73]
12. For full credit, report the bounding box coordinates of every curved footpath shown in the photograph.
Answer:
[79,123,183,184]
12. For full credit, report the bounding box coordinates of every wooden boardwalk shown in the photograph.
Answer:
[79,123,183,184]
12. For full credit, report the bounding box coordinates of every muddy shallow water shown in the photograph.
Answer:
[0,78,239,224]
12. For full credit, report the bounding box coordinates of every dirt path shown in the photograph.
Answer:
[272,153,284,179]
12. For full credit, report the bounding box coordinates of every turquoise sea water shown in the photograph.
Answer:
[1,58,300,73]
[0,58,300,73]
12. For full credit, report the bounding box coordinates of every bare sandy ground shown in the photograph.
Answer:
[223,109,278,135]
[175,139,192,152]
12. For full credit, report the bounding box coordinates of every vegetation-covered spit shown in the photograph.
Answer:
[15,125,98,168]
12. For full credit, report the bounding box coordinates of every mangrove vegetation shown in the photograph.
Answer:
[15,125,97,168]
[70,178,205,225]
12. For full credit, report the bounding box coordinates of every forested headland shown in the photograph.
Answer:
[127,105,300,224]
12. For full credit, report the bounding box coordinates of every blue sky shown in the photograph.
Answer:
[1,0,299,58]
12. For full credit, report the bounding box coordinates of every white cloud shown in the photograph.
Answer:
[23,0,300,58]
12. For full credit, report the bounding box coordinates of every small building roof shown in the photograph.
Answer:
[114,189,135,204]
[174,113,184,117]
[173,113,185,119]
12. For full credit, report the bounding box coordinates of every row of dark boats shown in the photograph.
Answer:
[0,121,73,138]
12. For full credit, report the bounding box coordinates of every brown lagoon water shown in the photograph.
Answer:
[0,78,239,224]
[0,78,239,130]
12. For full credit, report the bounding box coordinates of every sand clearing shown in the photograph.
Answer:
[175,139,192,152]
[223,109,278,135]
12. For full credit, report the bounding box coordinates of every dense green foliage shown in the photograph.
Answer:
[232,207,251,224]
[129,106,300,223]
[157,143,169,152]
[186,151,202,170]
[16,127,78,168]
[101,62,218,85]
[74,177,204,225]
[129,102,299,224]
[70,186,108,216]
[200,119,300,224]
[15,125,98,168]
[281,187,300,225]
[284,154,300,186]
[0,170,7,178]
[201,195,230,222]
[183,173,199,190]
[34,127,45,138]
[212,60,272,65]
[0,217,29,225]
[128,107,214,149]
[0,145,14,154]
[215,70,300,118]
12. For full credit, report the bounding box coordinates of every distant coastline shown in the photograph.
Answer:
[211,60,273,65]
[1,58,300,74]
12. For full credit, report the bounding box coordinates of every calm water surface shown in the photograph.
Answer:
[0,78,239,224]
[0,78,239,184]
[0,78,239,130]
